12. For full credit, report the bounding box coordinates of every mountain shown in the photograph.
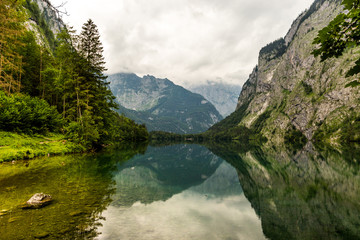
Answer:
[209,0,360,144]
[189,81,242,117]
[108,73,223,134]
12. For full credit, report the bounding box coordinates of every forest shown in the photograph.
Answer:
[0,0,148,159]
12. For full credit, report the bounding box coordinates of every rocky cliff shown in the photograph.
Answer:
[33,0,64,33]
[231,0,360,144]
[25,0,65,49]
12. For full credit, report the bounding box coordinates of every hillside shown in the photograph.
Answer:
[0,0,149,161]
[108,73,223,134]
[209,0,360,145]
[189,82,242,117]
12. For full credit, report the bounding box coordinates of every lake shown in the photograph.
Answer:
[0,142,359,239]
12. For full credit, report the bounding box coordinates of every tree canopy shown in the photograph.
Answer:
[0,1,148,148]
[0,0,26,94]
[312,0,360,78]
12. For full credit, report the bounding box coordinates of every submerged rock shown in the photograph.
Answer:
[21,193,53,209]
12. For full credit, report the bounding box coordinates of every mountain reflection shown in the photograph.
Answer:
[207,142,360,240]
[98,144,265,240]
[110,144,222,206]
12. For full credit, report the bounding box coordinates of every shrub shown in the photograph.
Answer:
[0,91,63,134]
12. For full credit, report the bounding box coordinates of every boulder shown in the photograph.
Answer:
[21,193,53,209]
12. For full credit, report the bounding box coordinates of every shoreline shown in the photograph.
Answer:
[0,131,85,163]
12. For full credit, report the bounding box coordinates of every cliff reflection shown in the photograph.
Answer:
[207,142,360,240]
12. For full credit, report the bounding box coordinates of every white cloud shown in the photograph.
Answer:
[51,0,314,87]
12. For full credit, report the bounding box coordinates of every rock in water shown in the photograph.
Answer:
[21,193,53,209]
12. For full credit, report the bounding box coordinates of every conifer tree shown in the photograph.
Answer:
[78,19,117,145]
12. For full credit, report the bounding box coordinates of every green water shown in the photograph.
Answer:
[1,143,360,239]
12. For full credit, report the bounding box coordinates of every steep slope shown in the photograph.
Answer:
[189,81,242,117]
[108,73,223,134]
[24,0,65,49]
[211,0,360,144]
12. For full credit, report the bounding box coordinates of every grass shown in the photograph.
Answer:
[0,131,85,162]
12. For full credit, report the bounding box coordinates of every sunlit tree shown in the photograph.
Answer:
[0,0,26,94]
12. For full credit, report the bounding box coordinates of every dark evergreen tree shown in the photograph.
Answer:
[77,19,117,146]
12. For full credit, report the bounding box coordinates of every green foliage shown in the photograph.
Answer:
[208,102,250,134]
[313,111,360,144]
[251,110,272,133]
[345,80,360,88]
[0,131,84,162]
[103,112,149,144]
[301,81,313,95]
[149,131,204,145]
[1,5,148,154]
[0,91,63,134]
[312,0,360,78]
[340,114,360,143]
[203,101,266,142]
[284,126,308,152]
[259,38,287,61]
[24,0,56,49]
[0,0,27,94]
[18,31,41,96]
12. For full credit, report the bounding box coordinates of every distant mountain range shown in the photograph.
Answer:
[108,73,223,134]
[189,82,242,117]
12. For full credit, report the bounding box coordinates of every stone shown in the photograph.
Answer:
[33,231,49,239]
[21,193,53,209]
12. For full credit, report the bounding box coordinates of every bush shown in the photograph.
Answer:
[0,91,63,134]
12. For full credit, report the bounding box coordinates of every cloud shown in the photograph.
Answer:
[51,0,314,87]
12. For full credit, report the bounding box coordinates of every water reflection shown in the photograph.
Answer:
[207,142,360,240]
[2,141,359,240]
[0,145,143,240]
[98,145,265,240]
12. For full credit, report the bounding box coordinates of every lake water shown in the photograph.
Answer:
[0,143,359,239]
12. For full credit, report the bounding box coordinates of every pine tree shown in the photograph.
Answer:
[78,19,117,145]
[79,19,106,74]
[0,0,26,94]
[55,27,86,122]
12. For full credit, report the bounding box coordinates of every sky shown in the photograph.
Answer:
[51,0,314,87]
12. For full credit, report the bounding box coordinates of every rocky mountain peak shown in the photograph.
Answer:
[231,0,359,144]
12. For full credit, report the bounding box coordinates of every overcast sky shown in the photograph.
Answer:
[51,0,314,87]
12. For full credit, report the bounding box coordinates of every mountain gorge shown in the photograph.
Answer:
[211,0,360,144]
[108,73,223,134]
[189,82,242,117]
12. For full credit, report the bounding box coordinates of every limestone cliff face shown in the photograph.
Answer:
[235,0,360,142]
[25,0,65,48]
[33,0,64,33]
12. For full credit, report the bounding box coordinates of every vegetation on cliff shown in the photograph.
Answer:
[313,0,360,79]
